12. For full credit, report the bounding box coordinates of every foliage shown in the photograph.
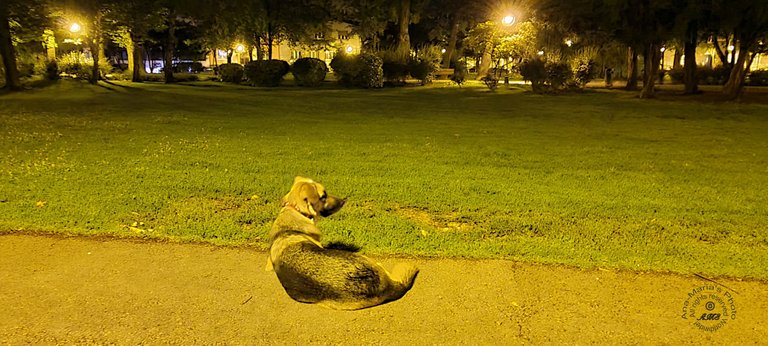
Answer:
[291,58,327,87]
[379,48,410,84]
[746,69,768,86]
[244,60,289,87]
[45,60,59,81]
[408,44,441,85]
[174,62,204,73]
[518,59,547,92]
[546,61,572,90]
[57,52,92,80]
[668,67,685,84]
[330,52,383,89]
[356,52,384,89]
[573,60,597,87]
[218,63,244,84]
[480,74,498,91]
[698,66,731,85]
[450,61,467,86]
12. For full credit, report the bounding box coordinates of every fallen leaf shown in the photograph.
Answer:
[35,200,47,208]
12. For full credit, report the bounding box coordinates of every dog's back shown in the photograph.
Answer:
[272,234,418,310]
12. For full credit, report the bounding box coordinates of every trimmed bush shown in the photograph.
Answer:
[356,52,383,88]
[244,60,289,87]
[747,69,768,86]
[175,62,204,73]
[546,62,572,90]
[330,52,360,85]
[291,58,327,87]
[409,59,438,85]
[573,60,597,87]
[218,63,244,84]
[330,52,383,88]
[669,67,685,84]
[519,59,546,92]
[379,49,409,84]
[699,66,730,85]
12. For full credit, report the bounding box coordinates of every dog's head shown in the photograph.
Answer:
[281,176,345,220]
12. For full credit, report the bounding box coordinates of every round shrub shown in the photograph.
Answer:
[573,60,597,87]
[519,59,547,92]
[747,69,768,86]
[218,63,244,84]
[291,58,327,87]
[355,52,383,88]
[244,60,289,87]
[546,62,572,90]
[408,58,438,85]
[330,52,359,85]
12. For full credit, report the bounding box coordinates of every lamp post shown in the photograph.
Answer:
[69,22,81,34]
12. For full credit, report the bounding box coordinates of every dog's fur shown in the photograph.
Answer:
[267,176,419,310]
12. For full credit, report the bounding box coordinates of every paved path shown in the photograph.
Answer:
[1,234,765,344]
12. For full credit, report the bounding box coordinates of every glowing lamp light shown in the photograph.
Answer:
[660,47,666,53]
[537,50,544,56]
[727,45,735,52]
[346,46,353,53]
[69,23,81,33]
[235,44,245,53]
[565,39,573,47]
[441,48,446,54]
[502,15,516,26]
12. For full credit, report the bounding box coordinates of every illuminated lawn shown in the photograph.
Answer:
[1,81,767,278]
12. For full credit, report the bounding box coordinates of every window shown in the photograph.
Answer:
[325,51,335,60]
[338,32,350,41]
[314,32,325,40]
[309,51,319,59]
[291,51,301,60]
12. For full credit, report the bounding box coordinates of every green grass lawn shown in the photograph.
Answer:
[1,80,767,279]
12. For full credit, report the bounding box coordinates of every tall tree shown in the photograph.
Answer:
[105,0,163,82]
[0,0,47,91]
[0,1,21,90]
[713,0,768,100]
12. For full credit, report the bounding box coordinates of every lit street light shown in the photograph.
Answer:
[69,22,81,33]
[502,15,515,26]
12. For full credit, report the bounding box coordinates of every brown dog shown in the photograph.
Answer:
[266,176,419,310]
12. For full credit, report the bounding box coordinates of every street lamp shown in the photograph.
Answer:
[502,15,515,26]
[235,44,245,53]
[69,22,81,33]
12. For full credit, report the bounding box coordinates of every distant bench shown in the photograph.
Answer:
[434,68,455,80]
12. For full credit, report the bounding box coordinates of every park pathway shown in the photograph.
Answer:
[1,234,766,344]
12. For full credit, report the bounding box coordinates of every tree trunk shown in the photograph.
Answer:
[125,36,135,78]
[267,25,274,59]
[712,34,730,67]
[87,14,101,85]
[0,4,21,91]
[723,40,753,100]
[163,11,176,83]
[683,22,698,94]
[227,51,232,64]
[255,34,264,60]
[441,19,459,68]
[672,48,682,70]
[476,41,492,79]
[640,43,661,99]
[130,33,143,82]
[397,0,411,54]
[625,46,639,91]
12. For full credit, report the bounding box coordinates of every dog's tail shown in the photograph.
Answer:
[386,263,420,302]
